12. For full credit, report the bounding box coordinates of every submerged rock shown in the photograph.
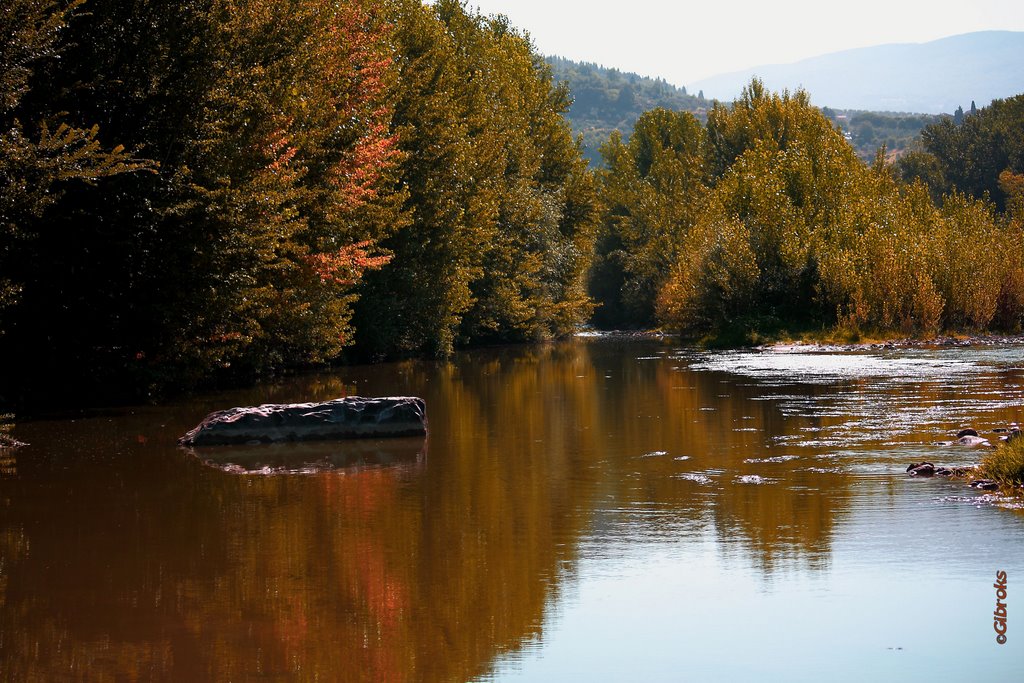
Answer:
[179,396,427,447]
[907,462,936,476]
[906,463,977,478]
[970,479,1000,491]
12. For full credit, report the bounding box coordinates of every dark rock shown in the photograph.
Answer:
[956,428,979,438]
[970,479,999,491]
[179,396,427,447]
[907,462,936,476]
[934,467,953,476]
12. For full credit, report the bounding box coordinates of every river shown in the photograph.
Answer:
[1,338,1022,681]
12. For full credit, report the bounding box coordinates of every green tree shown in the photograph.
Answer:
[913,94,1024,211]
[354,0,597,357]
[593,108,707,326]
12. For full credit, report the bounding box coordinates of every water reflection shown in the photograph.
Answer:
[2,340,1023,680]
[186,437,427,474]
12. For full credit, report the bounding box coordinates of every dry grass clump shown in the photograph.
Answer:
[981,438,1024,489]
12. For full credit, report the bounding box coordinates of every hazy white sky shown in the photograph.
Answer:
[463,0,1024,86]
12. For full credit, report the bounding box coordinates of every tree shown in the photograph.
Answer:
[593,108,707,326]
[353,0,597,357]
[0,0,147,335]
[914,94,1024,211]
[2,0,404,400]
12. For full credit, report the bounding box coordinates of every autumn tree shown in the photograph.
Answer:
[353,0,597,357]
[603,79,1024,339]
[1,0,404,401]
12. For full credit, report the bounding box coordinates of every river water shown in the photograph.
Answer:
[1,338,1022,681]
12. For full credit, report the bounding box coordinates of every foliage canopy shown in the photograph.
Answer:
[595,79,1024,340]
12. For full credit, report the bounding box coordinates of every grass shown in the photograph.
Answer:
[693,319,943,349]
[981,438,1024,490]
[689,318,1009,350]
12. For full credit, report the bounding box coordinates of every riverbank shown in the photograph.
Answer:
[580,326,1024,352]
[0,415,24,450]
[760,333,1024,353]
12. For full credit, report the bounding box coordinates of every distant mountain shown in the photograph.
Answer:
[690,31,1024,114]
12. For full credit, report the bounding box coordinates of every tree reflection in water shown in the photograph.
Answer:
[8,339,1019,680]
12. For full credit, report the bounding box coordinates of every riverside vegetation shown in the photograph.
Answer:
[1,0,597,403]
[982,438,1024,490]
[593,82,1024,338]
[2,0,1024,407]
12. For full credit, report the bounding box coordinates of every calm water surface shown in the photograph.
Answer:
[2,339,1022,681]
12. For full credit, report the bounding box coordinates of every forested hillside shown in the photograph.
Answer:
[821,109,942,161]
[546,57,709,165]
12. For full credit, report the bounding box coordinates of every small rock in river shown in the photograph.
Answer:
[179,396,427,446]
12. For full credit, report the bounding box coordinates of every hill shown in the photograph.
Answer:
[690,31,1024,114]
[547,57,941,164]
[546,57,710,165]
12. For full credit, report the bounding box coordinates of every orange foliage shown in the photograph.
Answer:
[325,3,402,214]
[305,240,392,286]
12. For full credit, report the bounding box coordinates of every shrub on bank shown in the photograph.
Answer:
[981,438,1024,488]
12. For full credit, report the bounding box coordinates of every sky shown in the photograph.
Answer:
[462,0,1024,87]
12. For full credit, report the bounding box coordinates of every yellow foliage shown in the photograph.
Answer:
[648,80,1024,337]
[657,210,759,331]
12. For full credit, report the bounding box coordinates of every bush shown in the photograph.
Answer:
[981,438,1024,488]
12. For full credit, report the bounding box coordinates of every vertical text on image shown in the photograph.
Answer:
[994,570,1008,645]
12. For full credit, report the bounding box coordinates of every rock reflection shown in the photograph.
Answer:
[186,436,427,474]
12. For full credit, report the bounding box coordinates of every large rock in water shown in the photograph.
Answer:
[179,396,427,446]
